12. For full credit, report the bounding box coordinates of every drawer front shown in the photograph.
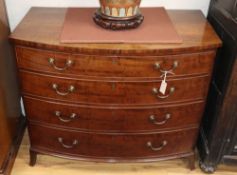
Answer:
[20,71,210,105]
[24,96,205,132]
[16,47,215,78]
[29,124,197,158]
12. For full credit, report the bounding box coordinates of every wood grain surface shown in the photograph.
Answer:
[19,70,210,105]
[10,8,222,56]
[16,46,216,79]
[28,124,198,160]
[10,7,222,169]
[11,131,237,175]
[23,96,205,133]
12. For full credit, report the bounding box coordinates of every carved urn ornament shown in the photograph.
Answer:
[93,0,144,30]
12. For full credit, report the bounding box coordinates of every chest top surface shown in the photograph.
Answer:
[10,7,221,55]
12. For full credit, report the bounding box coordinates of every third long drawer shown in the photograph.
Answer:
[24,96,205,132]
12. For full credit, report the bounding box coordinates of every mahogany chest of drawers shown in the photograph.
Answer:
[10,8,221,169]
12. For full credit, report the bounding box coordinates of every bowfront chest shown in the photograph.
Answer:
[10,8,221,169]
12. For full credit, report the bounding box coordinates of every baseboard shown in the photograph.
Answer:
[0,115,26,175]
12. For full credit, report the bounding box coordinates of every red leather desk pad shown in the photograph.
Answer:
[60,7,183,44]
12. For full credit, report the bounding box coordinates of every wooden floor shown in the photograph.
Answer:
[11,131,237,175]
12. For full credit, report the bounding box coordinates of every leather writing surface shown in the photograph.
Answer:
[60,7,183,44]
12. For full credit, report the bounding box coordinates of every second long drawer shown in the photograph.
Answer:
[20,70,210,105]
[24,96,205,132]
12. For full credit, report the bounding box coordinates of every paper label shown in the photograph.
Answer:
[159,80,167,95]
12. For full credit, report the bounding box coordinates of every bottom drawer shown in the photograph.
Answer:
[29,124,198,160]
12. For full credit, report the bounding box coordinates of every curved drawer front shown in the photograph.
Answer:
[29,124,197,159]
[24,96,205,132]
[16,47,215,78]
[20,71,210,105]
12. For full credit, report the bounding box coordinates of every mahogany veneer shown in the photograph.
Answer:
[10,7,221,170]
[29,124,197,160]
[20,70,210,105]
[24,96,205,132]
[16,46,216,78]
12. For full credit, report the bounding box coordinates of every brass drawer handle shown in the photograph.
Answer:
[55,111,77,123]
[149,114,171,125]
[48,57,74,71]
[147,140,168,151]
[58,137,79,149]
[152,87,175,99]
[154,61,178,73]
[52,83,75,96]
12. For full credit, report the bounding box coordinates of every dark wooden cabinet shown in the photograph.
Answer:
[0,0,26,174]
[198,0,237,173]
[10,7,221,170]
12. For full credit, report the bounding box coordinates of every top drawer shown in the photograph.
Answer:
[16,47,215,78]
